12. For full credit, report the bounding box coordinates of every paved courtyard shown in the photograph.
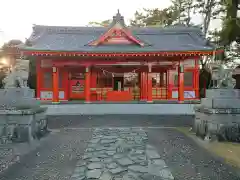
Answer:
[0,126,239,180]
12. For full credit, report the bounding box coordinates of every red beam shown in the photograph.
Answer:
[22,50,223,57]
[46,59,175,66]
[40,57,195,67]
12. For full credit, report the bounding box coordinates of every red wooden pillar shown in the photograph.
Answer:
[167,70,173,99]
[147,65,153,103]
[85,66,91,103]
[194,58,200,99]
[36,59,41,99]
[63,69,69,100]
[140,72,144,101]
[178,61,184,103]
[143,72,148,101]
[52,66,59,103]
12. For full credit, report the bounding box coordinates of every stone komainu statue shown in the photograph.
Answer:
[3,59,29,88]
[210,63,236,89]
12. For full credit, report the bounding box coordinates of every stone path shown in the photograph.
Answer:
[70,128,174,180]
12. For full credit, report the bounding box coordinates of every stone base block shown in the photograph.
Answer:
[0,110,48,144]
[201,98,240,109]
[194,111,240,142]
[0,88,35,98]
[206,89,240,99]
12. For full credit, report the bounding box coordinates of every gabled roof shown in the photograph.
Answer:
[88,10,145,47]
[21,11,216,54]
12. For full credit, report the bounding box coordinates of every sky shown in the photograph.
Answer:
[0,0,221,46]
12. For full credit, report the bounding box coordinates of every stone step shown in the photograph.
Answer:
[44,104,195,115]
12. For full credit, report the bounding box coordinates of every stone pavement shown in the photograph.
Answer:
[0,128,240,180]
[70,128,174,180]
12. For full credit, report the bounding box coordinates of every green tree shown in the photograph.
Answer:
[129,11,146,27]
[1,39,23,58]
[88,20,112,27]
[190,0,225,96]
[219,0,240,45]
[130,8,179,27]
[192,0,224,37]
[170,0,194,25]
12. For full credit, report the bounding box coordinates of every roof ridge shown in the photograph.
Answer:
[32,24,202,34]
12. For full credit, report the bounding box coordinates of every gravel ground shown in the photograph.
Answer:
[147,128,240,180]
[0,127,239,180]
[0,129,92,180]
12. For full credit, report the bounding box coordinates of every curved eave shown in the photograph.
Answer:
[21,49,224,57]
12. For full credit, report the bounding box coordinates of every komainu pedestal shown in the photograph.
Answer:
[0,88,48,144]
[194,89,240,142]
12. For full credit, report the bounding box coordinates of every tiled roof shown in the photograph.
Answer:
[21,24,215,53]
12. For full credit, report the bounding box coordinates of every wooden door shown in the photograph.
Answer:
[69,72,85,100]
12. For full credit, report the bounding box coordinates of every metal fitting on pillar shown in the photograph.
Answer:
[85,66,89,73]
[178,64,184,73]
[52,66,57,73]
[148,63,152,73]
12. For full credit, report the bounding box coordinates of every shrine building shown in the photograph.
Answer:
[20,11,222,103]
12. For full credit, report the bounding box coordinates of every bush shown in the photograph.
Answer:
[0,70,6,88]
[199,68,212,98]
[27,57,37,95]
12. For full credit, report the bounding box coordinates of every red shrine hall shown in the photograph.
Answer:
[20,11,222,103]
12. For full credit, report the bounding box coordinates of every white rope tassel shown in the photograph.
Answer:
[96,67,141,77]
